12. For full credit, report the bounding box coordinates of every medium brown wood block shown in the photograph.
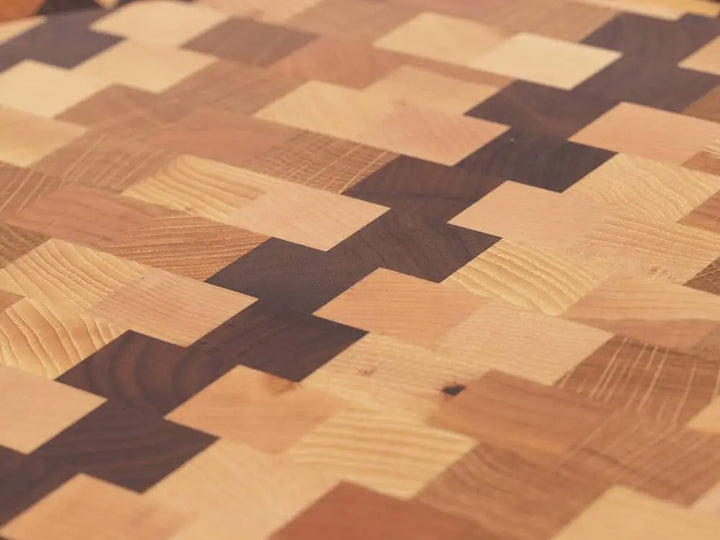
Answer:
[315,268,484,347]
[246,131,398,193]
[430,371,612,454]
[374,13,508,67]
[0,297,124,378]
[557,336,720,425]
[0,366,104,453]
[90,0,228,46]
[105,213,268,280]
[684,85,720,125]
[0,223,47,269]
[1,474,187,540]
[75,40,215,93]
[273,482,474,540]
[91,269,256,346]
[0,163,64,220]
[167,366,345,452]
[148,441,337,540]
[435,301,612,385]
[271,37,403,88]
[571,102,720,163]
[285,406,475,498]
[0,107,86,167]
[6,185,169,249]
[554,486,720,540]
[0,289,20,311]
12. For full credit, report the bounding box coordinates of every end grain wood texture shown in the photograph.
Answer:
[0,0,720,538]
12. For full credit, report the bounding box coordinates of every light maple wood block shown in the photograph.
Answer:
[355,105,508,166]
[450,181,608,250]
[1,475,187,540]
[150,441,336,540]
[0,298,124,378]
[285,406,475,498]
[225,181,388,250]
[303,333,491,418]
[436,301,612,385]
[123,155,275,222]
[0,366,104,453]
[374,12,508,66]
[256,80,402,140]
[564,277,720,350]
[554,486,720,540]
[0,107,86,167]
[445,240,611,316]
[75,40,215,93]
[680,36,720,76]
[0,61,108,118]
[473,33,620,90]
[91,269,256,347]
[365,65,499,114]
[0,16,44,44]
[571,102,720,164]
[91,0,228,46]
[196,0,323,23]
[167,366,345,452]
[315,268,485,347]
[567,153,720,222]
[0,239,147,310]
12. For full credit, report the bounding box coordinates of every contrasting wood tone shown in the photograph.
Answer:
[0,0,719,538]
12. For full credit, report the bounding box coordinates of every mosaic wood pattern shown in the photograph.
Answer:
[0,0,720,538]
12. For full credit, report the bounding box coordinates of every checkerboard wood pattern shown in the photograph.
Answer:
[1,0,720,538]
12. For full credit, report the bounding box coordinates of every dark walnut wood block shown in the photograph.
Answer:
[0,0,720,538]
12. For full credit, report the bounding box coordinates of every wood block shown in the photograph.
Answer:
[567,153,720,222]
[0,223,47,269]
[91,0,228,46]
[245,131,398,193]
[145,107,301,167]
[148,441,336,540]
[0,107,85,167]
[0,16,43,44]
[554,486,720,540]
[365,66,499,114]
[0,239,146,310]
[684,85,720,125]
[571,102,720,163]
[0,163,64,220]
[563,277,720,351]
[688,397,720,433]
[0,289,20,311]
[285,0,418,41]
[224,181,388,251]
[6,185,168,249]
[75,40,215,93]
[435,301,612,385]
[574,0,719,19]
[0,366,103,453]
[270,37,403,88]
[0,297,124,378]
[374,13,508,66]
[303,333,490,418]
[1,475,186,540]
[0,60,108,118]
[430,371,611,454]
[557,336,720,425]
[445,240,610,316]
[680,36,720,76]
[167,366,345,453]
[123,155,273,222]
[285,406,475,498]
[315,268,484,347]
[185,17,315,67]
[272,482,473,540]
[450,181,608,250]
[473,33,620,90]
[194,0,322,23]
[255,80,402,140]
[91,269,256,347]
[355,105,508,166]
[104,213,268,280]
